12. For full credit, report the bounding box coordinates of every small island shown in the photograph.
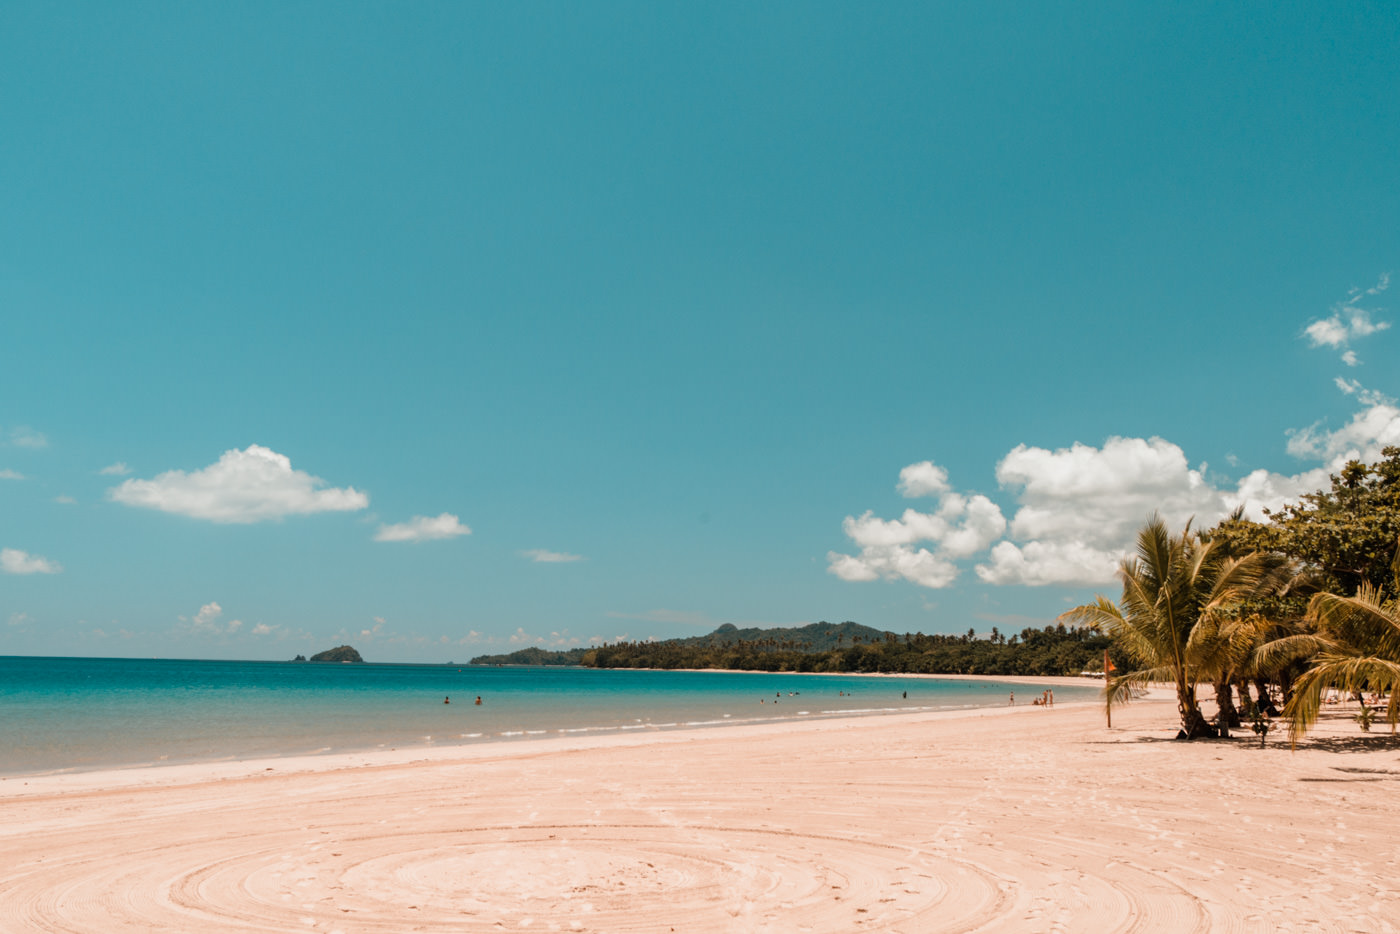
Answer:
[307,645,364,663]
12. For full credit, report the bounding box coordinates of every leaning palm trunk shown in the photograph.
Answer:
[1178,685,1215,739]
[1213,679,1241,730]
[1253,676,1280,716]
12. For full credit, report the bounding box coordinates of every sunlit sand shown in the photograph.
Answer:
[2,685,1395,933]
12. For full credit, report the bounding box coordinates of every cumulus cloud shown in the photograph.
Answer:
[8,426,48,449]
[374,512,472,543]
[896,461,950,497]
[1303,275,1390,364]
[0,469,22,480]
[832,277,1399,591]
[108,445,368,523]
[181,601,245,634]
[1286,402,1400,467]
[1,548,61,574]
[827,466,1007,589]
[521,548,584,563]
[832,421,1394,590]
[976,435,1353,586]
[99,462,130,476]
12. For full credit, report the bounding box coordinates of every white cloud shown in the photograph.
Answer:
[182,601,245,634]
[1286,402,1400,467]
[0,469,23,480]
[55,495,76,504]
[977,540,1123,587]
[827,464,1007,589]
[374,512,472,542]
[109,445,368,523]
[99,462,130,476]
[1303,275,1391,364]
[832,402,1398,591]
[8,612,30,627]
[521,548,584,563]
[896,461,950,497]
[8,426,48,449]
[192,601,222,630]
[1,548,62,575]
[251,623,276,636]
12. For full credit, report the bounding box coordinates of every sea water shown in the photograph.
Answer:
[0,656,1100,775]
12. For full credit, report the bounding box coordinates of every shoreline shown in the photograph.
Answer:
[3,691,1396,932]
[2,669,1100,783]
[0,687,1113,799]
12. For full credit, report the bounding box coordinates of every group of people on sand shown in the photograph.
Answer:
[1010,688,1053,707]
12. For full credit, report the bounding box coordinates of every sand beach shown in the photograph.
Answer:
[2,686,1397,933]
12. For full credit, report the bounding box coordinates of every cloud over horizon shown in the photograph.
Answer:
[374,512,472,543]
[830,281,1398,591]
[521,548,584,563]
[108,445,368,523]
[2,548,62,575]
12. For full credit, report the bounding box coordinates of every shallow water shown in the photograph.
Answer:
[0,656,1099,774]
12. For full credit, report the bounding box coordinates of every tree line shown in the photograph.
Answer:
[1064,446,1400,741]
[579,622,1113,676]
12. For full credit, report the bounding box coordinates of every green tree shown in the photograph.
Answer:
[1062,514,1276,739]
[1267,540,1400,743]
[1262,447,1400,595]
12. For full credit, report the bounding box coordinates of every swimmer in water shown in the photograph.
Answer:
[475,696,482,705]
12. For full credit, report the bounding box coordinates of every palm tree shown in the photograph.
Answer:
[1269,539,1400,743]
[1061,514,1276,739]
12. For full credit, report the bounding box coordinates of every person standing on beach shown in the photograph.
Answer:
[1008,691,1014,705]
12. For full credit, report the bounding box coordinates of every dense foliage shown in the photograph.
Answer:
[581,622,1110,676]
[1078,449,1400,741]
[470,646,591,666]
[1213,447,1400,596]
[473,620,1112,677]
[307,645,363,663]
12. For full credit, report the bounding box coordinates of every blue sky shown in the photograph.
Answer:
[3,3,1397,661]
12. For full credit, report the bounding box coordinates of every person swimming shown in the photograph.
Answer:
[474,696,482,705]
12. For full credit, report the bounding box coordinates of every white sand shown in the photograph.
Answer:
[2,690,1397,933]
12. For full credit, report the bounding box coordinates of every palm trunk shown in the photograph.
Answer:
[1177,683,1216,739]
[1254,676,1281,716]
[1235,678,1253,714]
[1214,680,1241,731]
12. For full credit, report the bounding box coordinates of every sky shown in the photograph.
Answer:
[2,3,1398,662]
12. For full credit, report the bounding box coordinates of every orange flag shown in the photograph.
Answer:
[1104,649,1115,674]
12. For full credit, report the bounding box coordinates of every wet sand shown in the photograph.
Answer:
[2,690,1397,932]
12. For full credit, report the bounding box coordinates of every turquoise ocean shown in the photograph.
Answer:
[0,657,1100,775]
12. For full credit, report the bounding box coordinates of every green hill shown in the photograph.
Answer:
[308,645,364,663]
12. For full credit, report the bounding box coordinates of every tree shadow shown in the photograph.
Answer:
[1292,734,1400,753]
[1085,732,1400,752]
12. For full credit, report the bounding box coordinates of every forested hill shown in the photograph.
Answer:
[467,621,884,667]
[470,620,1113,677]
